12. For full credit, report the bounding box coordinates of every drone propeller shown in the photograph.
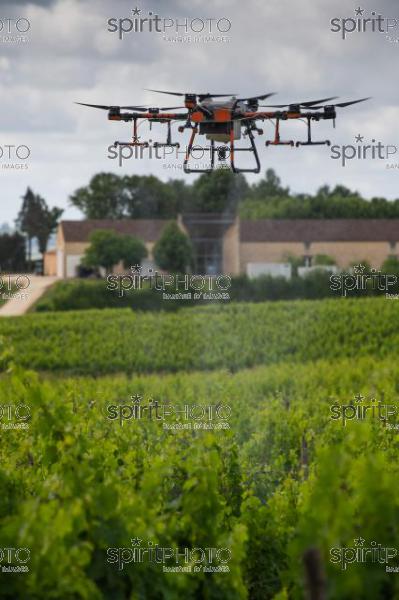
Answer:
[145,88,236,100]
[120,105,186,111]
[75,102,185,112]
[307,97,371,109]
[237,92,277,103]
[260,97,338,108]
[75,102,120,110]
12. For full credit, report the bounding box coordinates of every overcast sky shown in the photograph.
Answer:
[1,0,399,224]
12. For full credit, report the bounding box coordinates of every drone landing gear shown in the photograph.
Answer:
[296,116,331,147]
[266,119,294,147]
[113,140,149,148]
[184,128,209,173]
[153,121,180,149]
[113,118,149,149]
[230,126,261,174]
[183,126,261,174]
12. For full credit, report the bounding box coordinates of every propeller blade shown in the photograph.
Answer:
[199,93,237,98]
[335,97,371,108]
[238,92,277,102]
[120,105,148,111]
[121,105,186,112]
[307,97,371,110]
[145,88,185,97]
[145,89,237,99]
[260,97,338,109]
[300,96,339,106]
[158,106,186,110]
[75,102,116,110]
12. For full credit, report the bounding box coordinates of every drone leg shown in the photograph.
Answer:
[230,126,261,174]
[153,121,180,149]
[296,117,331,147]
[230,128,235,170]
[265,118,294,147]
[210,139,215,170]
[183,128,214,173]
[132,118,140,145]
[113,117,149,148]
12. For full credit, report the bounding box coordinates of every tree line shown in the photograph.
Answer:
[70,169,399,220]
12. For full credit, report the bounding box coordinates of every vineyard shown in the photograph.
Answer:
[0,298,399,374]
[0,299,399,598]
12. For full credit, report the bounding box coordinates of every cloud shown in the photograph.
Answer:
[2,0,58,6]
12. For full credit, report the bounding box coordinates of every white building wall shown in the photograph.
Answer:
[246,262,292,280]
[56,249,64,278]
[298,265,339,277]
[66,254,83,278]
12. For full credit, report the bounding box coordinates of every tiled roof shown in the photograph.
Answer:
[240,219,399,243]
[60,220,169,243]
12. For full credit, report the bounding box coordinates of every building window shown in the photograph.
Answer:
[390,241,397,252]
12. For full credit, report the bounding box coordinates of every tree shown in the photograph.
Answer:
[251,168,290,198]
[83,230,147,275]
[16,188,42,262]
[313,254,336,266]
[119,235,148,269]
[69,173,184,219]
[16,188,63,263]
[381,256,399,275]
[36,203,63,256]
[83,230,123,275]
[190,170,249,214]
[0,233,26,272]
[123,175,182,218]
[153,222,193,273]
[70,173,127,219]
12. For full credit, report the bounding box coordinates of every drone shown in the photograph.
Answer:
[76,90,370,174]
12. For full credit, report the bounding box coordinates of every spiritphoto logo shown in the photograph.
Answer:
[107,266,231,301]
[330,264,399,297]
[108,142,234,170]
[0,403,31,431]
[0,547,31,573]
[107,6,231,43]
[0,16,30,44]
[107,538,231,573]
[330,538,398,571]
[330,135,398,168]
[330,7,399,44]
[104,394,231,431]
[330,393,398,428]
[0,273,31,301]
[0,144,31,171]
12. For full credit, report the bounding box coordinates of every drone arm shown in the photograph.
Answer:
[242,111,279,121]
[142,112,188,121]
[153,120,180,149]
[295,115,331,147]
